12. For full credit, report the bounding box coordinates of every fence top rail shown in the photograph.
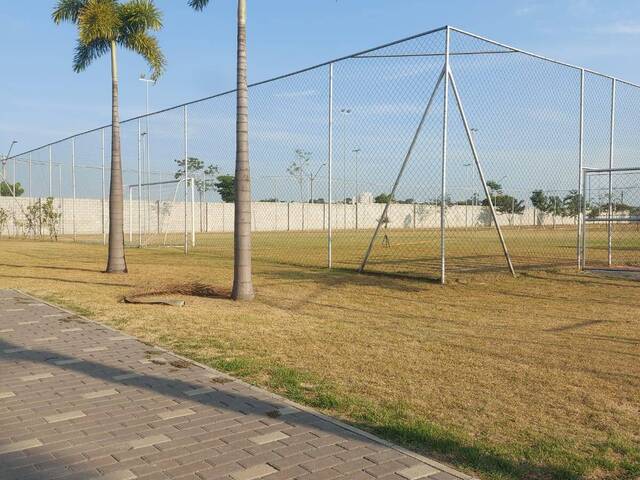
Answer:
[9,24,640,160]
[583,167,640,174]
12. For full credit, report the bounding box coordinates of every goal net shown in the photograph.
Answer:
[127,178,196,249]
[582,167,640,270]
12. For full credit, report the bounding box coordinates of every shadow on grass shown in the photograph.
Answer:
[0,262,102,274]
[0,273,132,288]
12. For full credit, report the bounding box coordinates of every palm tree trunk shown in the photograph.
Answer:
[231,0,254,300]
[106,41,128,273]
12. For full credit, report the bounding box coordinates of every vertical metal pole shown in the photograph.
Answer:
[184,105,189,254]
[138,119,142,248]
[440,27,450,284]
[101,128,106,245]
[191,178,196,247]
[129,186,133,243]
[328,63,334,269]
[71,139,76,242]
[581,168,588,269]
[49,146,53,198]
[607,78,615,266]
[28,153,32,200]
[577,69,584,269]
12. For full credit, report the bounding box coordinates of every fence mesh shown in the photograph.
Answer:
[4,26,640,280]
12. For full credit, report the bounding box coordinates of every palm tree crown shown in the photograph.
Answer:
[187,0,210,11]
[53,0,165,79]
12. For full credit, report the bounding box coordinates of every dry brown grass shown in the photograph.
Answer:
[0,239,638,479]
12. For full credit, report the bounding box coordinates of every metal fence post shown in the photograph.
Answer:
[608,78,616,266]
[129,186,133,243]
[138,118,143,248]
[102,128,106,245]
[440,26,451,284]
[71,138,76,242]
[191,178,196,247]
[328,63,334,269]
[28,153,32,200]
[184,105,189,254]
[49,146,53,198]
[577,68,584,270]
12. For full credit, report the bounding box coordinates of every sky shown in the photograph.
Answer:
[3,0,640,155]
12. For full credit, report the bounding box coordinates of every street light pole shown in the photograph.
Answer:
[353,148,361,204]
[340,109,352,229]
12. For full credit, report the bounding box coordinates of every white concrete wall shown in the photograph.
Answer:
[0,196,579,237]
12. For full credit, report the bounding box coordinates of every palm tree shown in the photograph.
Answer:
[189,0,255,301]
[53,0,165,273]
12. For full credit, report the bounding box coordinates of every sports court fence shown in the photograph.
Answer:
[4,26,640,281]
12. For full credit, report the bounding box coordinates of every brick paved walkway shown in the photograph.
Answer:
[0,290,473,480]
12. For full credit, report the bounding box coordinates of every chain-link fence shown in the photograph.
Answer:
[4,26,640,281]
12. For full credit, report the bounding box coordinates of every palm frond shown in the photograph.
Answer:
[118,31,166,80]
[188,0,210,11]
[119,0,163,34]
[73,38,111,72]
[52,0,86,24]
[78,0,121,43]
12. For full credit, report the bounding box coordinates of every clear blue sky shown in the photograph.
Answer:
[3,0,640,155]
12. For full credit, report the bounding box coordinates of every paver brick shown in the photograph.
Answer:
[230,463,278,480]
[44,410,87,423]
[397,464,440,479]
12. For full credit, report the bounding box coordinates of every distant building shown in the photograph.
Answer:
[358,192,374,204]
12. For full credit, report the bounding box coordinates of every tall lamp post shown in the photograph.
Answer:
[339,109,352,229]
[352,148,361,204]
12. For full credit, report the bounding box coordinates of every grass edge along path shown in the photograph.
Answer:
[23,290,640,480]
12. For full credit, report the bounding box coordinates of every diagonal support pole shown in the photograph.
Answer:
[359,68,445,273]
[448,68,516,277]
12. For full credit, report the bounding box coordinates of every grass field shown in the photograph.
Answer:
[0,230,639,480]
[81,223,640,278]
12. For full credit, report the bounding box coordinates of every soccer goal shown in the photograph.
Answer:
[581,167,640,271]
[127,178,196,251]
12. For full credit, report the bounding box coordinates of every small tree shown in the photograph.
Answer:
[42,198,63,240]
[1,182,24,197]
[375,193,394,204]
[483,194,524,215]
[174,157,219,195]
[563,190,582,218]
[0,208,8,237]
[214,175,235,203]
[486,180,503,195]
[530,190,549,211]
[287,149,311,202]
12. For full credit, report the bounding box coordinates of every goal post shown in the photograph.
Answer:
[581,167,640,271]
[127,177,196,250]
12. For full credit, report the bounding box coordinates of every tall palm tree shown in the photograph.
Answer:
[189,0,255,301]
[53,0,165,273]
